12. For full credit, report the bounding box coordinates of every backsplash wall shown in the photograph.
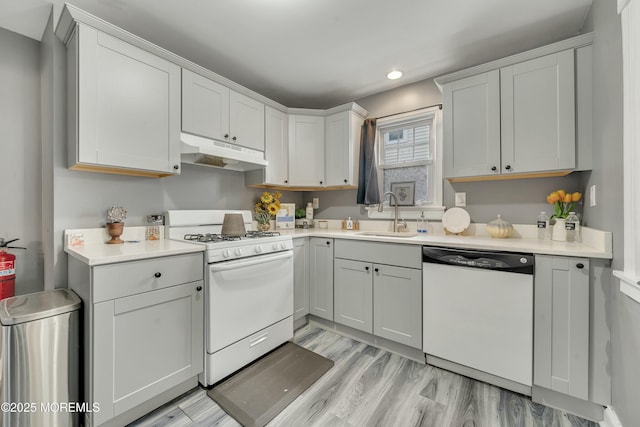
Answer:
[444,173,585,224]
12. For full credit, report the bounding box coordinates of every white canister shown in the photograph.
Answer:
[552,218,567,241]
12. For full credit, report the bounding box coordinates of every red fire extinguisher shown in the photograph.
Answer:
[0,238,26,300]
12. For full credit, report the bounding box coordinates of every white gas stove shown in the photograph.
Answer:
[165,210,294,386]
[166,210,293,263]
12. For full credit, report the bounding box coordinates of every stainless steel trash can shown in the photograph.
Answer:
[0,289,81,427]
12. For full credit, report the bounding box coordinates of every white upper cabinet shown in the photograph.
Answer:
[264,106,289,185]
[501,50,575,174]
[68,24,181,177]
[444,50,575,179]
[438,34,593,181]
[182,69,230,142]
[289,115,325,186]
[230,90,265,151]
[249,103,367,188]
[325,110,364,187]
[443,70,501,178]
[182,69,265,151]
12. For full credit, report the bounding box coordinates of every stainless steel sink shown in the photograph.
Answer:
[356,231,419,238]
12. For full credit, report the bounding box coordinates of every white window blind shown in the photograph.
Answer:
[381,118,433,166]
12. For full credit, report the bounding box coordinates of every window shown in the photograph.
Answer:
[369,107,443,219]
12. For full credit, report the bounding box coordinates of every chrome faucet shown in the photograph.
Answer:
[378,191,399,232]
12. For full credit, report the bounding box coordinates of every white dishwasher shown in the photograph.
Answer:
[422,246,534,394]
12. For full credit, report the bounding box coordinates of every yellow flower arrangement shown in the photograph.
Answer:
[546,189,582,219]
[254,191,282,224]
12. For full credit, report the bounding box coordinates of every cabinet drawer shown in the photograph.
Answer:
[93,253,203,302]
[334,240,421,269]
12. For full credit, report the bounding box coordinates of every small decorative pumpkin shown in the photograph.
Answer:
[486,214,514,238]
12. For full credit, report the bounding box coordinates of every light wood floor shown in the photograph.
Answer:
[129,324,597,427]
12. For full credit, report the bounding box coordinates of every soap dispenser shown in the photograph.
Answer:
[417,211,428,233]
[305,202,314,221]
[346,217,354,230]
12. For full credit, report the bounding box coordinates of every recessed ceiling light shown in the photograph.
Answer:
[387,70,403,80]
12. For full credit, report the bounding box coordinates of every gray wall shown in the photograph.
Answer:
[312,74,588,225]
[583,1,638,426]
[0,27,44,295]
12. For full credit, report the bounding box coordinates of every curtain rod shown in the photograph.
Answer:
[373,103,443,120]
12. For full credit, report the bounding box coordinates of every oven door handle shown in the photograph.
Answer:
[209,250,293,272]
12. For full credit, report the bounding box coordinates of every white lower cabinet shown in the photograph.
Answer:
[69,252,204,427]
[373,264,422,348]
[333,240,422,349]
[293,237,310,320]
[534,255,589,400]
[309,237,334,320]
[334,259,373,333]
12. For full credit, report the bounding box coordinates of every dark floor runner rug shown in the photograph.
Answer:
[207,342,334,427]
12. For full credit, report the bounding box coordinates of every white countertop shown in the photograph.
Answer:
[65,222,612,266]
[66,239,204,266]
[64,227,204,266]
[282,226,612,259]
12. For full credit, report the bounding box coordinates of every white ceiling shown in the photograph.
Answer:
[2,0,592,108]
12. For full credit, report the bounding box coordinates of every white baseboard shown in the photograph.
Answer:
[600,406,624,427]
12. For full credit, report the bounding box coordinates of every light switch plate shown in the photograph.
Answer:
[589,185,596,207]
[455,192,466,207]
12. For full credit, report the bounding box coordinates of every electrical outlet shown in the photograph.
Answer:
[455,192,466,207]
[589,185,596,207]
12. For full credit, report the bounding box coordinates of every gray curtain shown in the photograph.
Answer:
[357,118,381,205]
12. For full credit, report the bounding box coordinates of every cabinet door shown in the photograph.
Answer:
[534,256,589,400]
[93,281,203,425]
[264,106,289,185]
[76,25,181,175]
[501,50,575,174]
[443,70,501,178]
[182,69,230,142]
[325,111,362,186]
[334,259,373,333]
[373,264,422,349]
[309,238,333,320]
[230,90,265,151]
[293,238,309,320]
[289,115,325,186]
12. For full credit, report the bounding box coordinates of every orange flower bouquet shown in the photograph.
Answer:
[546,189,582,219]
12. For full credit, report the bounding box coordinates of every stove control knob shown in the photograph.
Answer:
[255,245,263,254]
[272,243,279,250]
[280,243,287,250]
[234,248,242,256]
[222,249,231,258]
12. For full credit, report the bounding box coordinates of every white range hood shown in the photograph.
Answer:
[180,133,268,172]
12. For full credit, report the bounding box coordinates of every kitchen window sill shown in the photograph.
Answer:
[613,270,640,304]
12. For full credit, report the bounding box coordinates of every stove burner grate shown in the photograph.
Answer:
[184,233,242,242]
[184,231,281,243]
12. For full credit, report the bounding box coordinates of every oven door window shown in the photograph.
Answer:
[207,251,293,353]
